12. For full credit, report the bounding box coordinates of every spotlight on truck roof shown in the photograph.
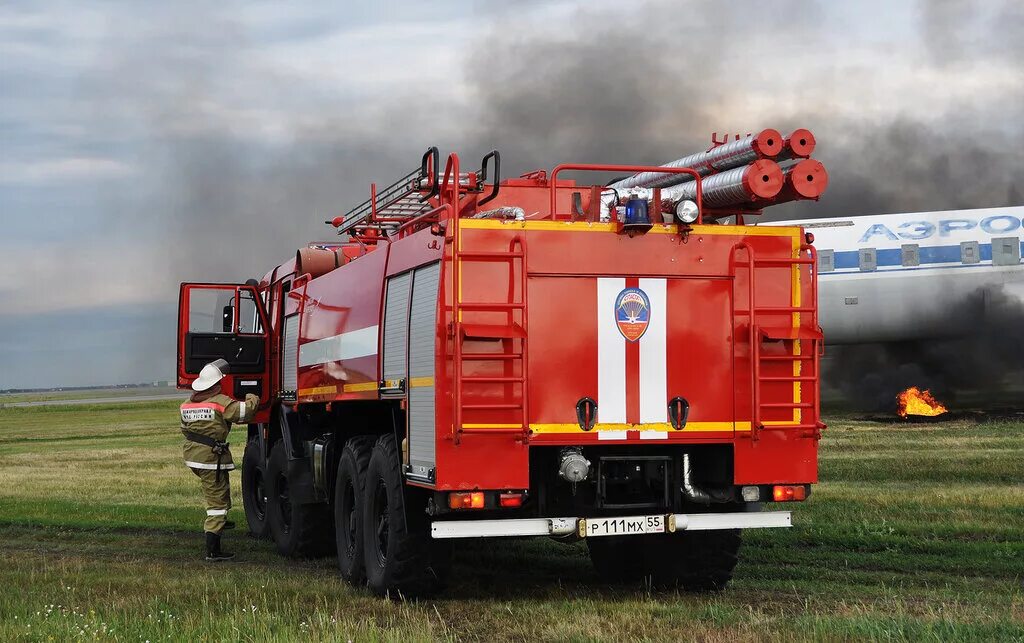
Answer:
[675,199,700,224]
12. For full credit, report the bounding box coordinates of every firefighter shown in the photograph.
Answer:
[180,359,259,562]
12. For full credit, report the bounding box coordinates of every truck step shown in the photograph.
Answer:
[457,426,525,435]
[461,352,522,360]
[460,322,526,339]
[759,354,815,361]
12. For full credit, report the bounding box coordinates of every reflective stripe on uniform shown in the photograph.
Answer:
[237,403,247,422]
[181,402,226,412]
[185,461,236,471]
[207,508,228,516]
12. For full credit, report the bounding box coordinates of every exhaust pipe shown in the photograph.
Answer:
[681,453,732,504]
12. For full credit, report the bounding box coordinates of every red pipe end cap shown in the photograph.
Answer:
[743,159,785,200]
[752,128,784,157]
[785,128,816,158]
[788,159,829,199]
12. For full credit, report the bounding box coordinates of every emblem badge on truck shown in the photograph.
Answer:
[614,287,651,342]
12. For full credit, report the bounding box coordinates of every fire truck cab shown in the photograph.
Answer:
[177,143,825,596]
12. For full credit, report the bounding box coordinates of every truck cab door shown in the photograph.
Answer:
[177,283,271,407]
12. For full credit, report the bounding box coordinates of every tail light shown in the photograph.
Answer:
[448,492,485,510]
[772,485,808,502]
[499,493,524,508]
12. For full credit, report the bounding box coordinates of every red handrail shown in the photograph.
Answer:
[730,241,824,438]
[547,164,704,222]
[730,242,759,433]
[444,154,464,442]
[396,203,451,238]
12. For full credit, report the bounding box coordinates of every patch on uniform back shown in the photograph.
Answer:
[181,407,216,422]
[614,287,650,342]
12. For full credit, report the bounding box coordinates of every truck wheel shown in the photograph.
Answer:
[646,529,742,591]
[266,442,332,558]
[334,435,376,585]
[362,434,451,597]
[240,437,270,539]
[586,535,647,583]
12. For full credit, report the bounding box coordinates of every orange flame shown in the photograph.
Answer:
[897,386,948,417]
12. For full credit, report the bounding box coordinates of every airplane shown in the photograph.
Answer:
[769,206,1024,344]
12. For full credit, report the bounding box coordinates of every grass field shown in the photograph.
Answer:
[0,386,179,406]
[0,402,1021,641]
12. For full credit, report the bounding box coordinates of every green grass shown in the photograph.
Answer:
[0,386,178,406]
[0,404,1021,641]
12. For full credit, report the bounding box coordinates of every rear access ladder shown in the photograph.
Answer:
[452,236,530,444]
[732,242,825,439]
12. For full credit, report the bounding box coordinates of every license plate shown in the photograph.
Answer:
[584,514,666,538]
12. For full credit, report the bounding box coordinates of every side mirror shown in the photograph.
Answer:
[222,305,233,333]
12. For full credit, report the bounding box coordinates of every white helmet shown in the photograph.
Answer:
[192,359,229,392]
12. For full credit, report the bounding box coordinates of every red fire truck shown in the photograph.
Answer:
[177,134,826,596]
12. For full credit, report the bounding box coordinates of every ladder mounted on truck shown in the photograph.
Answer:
[452,235,530,444]
[731,241,825,440]
[330,147,502,238]
[331,147,440,237]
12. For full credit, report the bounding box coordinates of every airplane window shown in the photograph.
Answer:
[992,236,1021,266]
[901,244,919,267]
[859,248,876,272]
[960,240,980,264]
[818,249,834,272]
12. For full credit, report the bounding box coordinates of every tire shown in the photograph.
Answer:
[265,441,332,558]
[334,435,376,585]
[240,437,270,539]
[646,529,742,591]
[586,535,648,583]
[362,434,451,597]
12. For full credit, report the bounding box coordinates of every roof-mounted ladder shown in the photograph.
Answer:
[333,147,440,236]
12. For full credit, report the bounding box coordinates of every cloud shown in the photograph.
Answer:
[2,0,1023,387]
[0,241,168,313]
[0,157,136,184]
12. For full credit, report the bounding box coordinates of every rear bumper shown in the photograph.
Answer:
[430,510,792,539]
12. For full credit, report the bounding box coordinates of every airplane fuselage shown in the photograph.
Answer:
[772,206,1024,344]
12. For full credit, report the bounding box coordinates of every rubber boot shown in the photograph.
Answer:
[205,531,235,562]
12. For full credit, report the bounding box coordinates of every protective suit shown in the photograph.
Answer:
[181,359,259,561]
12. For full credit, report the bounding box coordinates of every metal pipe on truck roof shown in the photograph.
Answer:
[661,159,785,208]
[608,128,783,191]
[599,159,787,219]
[731,159,829,210]
[780,158,828,201]
[780,128,816,160]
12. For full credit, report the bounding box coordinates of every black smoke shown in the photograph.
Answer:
[825,287,1024,411]
[97,1,1024,395]
[465,1,1024,409]
[139,1,1024,271]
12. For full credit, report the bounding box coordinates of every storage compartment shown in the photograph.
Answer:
[596,455,672,510]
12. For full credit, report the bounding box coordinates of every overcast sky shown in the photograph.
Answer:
[1,0,1022,389]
